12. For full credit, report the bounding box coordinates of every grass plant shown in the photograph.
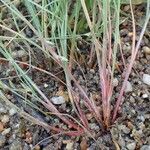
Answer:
[0,0,149,139]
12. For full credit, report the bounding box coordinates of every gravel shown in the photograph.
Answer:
[9,140,22,150]
[89,123,100,131]
[12,50,27,59]
[0,104,7,114]
[66,141,74,150]
[142,93,148,99]
[125,81,133,93]
[0,134,6,147]
[143,46,150,55]
[1,115,10,124]
[140,145,150,150]
[119,125,131,134]
[137,115,145,122]
[1,128,11,135]
[129,96,135,103]
[51,96,66,105]
[142,74,150,86]
[126,142,136,150]
[9,108,17,116]
[113,78,119,87]
[118,135,126,147]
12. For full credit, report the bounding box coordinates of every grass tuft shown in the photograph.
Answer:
[0,0,149,138]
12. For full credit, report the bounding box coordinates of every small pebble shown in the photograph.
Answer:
[138,122,145,130]
[9,108,17,116]
[120,125,131,134]
[12,50,27,59]
[23,143,31,150]
[143,74,150,86]
[25,27,33,38]
[44,83,49,88]
[132,93,136,97]
[129,96,135,103]
[86,113,93,120]
[125,81,133,93]
[124,5,130,11]
[143,46,150,55]
[9,140,22,150]
[89,123,99,130]
[127,122,134,130]
[144,114,150,119]
[126,142,136,150]
[137,115,145,122]
[136,129,143,136]
[51,96,65,105]
[13,0,21,7]
[142,93,148,99]
[66,141,74,150]
[123,43,131,52]
[128,32,133,37]
[1,128,11,135]
[1,115,10,124]
[140,145,150,150]
[131,109,136,114]
[118,135,126,147]
[0,134,6,147]
[87,143,97,150]
[0,104,7,114]
[90,69,95,74]
[34,145,41,150]
[113,78,119,87]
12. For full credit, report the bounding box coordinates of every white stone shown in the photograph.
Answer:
[1,115,10,124]
[51,96,65,105]
[140,145,150,150]
[90,69,95,73]
[125,81,133,93]
[89,123,99,130]
[66,141,74,150]
[142,93,148,99]
[137,115,145,122]
[143,46,150,55]
[0,107,7,114]
[2,128,11,135]
[12,50,26,58]
[143,74,150,86]
[44,83,48,88]
[120,125,130,134]
[130,96,135,103]
[13,0,21,7]
[0,104,7,113]
[9,108,17,116]
[113,78,119,87]
[127,142,136,150]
